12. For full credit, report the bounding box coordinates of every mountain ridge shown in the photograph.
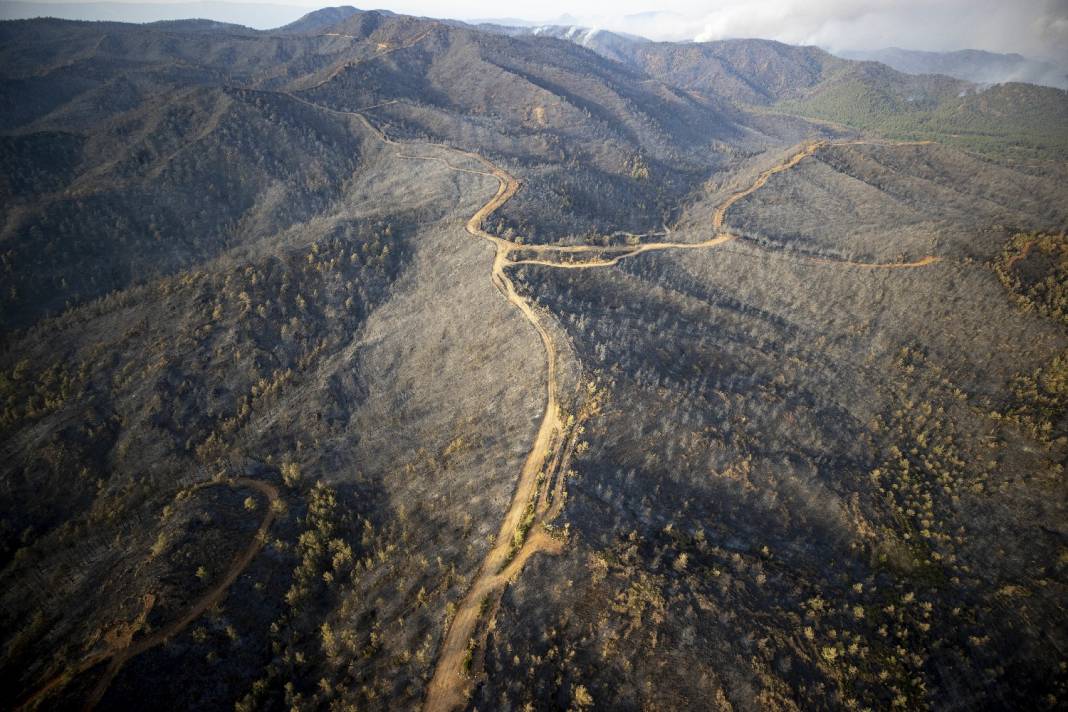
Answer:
[837,45,1068,90]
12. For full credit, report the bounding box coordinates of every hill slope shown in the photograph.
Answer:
[838,46,1068,90]
[516,27,1068,159]
[2,11,1067,712]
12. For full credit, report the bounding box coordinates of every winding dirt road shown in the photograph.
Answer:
[711,140,825,234]
[16,29,945,712]
[140,71,946,710]
[405,142,570,712]
[18,478,280,711]
[382,131,939,709]
[503,140,940,272]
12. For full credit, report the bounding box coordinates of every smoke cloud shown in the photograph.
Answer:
[4,0,1066,70]
[551,0,1068,65]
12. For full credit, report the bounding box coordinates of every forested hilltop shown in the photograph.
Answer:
[2,7,1067,711]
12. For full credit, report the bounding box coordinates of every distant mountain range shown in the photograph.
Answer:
[837,47,1068,90]
[483,22,1068,91]
[3,1,1067,92]
[479,23,1068,159]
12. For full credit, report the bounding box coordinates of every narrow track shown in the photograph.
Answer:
[15,29,944,712]
[17,479,280,711]
[376,129,939,709]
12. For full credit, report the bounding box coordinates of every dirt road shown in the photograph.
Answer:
[223,86,946,710]
[18,478,280,711]
[405,139,569,712]
[384,134,942,710]
[12,31,949,712]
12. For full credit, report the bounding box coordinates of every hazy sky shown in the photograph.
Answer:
[5,0,1067,62]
